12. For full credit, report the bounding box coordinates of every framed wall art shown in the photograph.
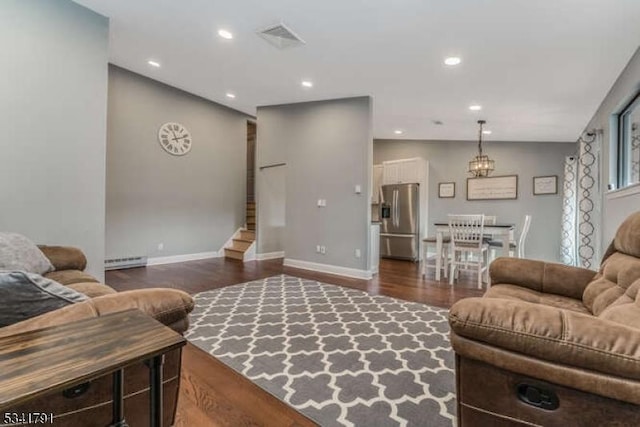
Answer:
[438,182,455,198]
[467,175,518,200]
[533,175,558,195]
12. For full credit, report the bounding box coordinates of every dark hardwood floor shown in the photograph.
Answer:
[106,257,483,427]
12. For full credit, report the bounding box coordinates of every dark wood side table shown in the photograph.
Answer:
[0,309,186,427]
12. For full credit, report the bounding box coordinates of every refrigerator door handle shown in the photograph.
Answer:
[393,189,399,228]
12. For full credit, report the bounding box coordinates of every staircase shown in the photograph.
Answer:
[224,197,256,260]
[246,201,256,231]
[223,228,255,261]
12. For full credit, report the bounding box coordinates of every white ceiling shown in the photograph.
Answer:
[75,0,640,142]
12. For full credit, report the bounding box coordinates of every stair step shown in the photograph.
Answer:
[231,239,252,250]
[246,202,255,208]
[224,248,244,260]
[247,224,256,231]
[240,230,255,241]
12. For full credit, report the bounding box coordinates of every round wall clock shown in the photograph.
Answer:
[158,122,192,156]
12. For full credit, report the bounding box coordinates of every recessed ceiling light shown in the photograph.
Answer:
[301,80,313,88]
[394,130,403,135]
[444,56,461,66]
[482,130,492,135]
[147,60,161,68]
[218,29,233,40]
[226,92,236,99]
[469,105,482,111]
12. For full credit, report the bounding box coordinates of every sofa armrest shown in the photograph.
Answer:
[37,245,87,271]
[0,288,194,338]
[449,297,640,380]
[489,257,597,300]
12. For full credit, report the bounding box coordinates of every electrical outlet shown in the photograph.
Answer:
[158,243,164,251]
[320,246,326,254]
[316,245,321,253]
[355,185,361,194]
[317,199,323,207]
[355,249,361,258]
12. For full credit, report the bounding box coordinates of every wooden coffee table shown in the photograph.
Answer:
[0,309,186,427]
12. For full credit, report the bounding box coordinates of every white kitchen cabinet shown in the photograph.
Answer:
[382,162,400,185]
[382,158,425,185]
[370,223,380,274]
[398,158,422,184]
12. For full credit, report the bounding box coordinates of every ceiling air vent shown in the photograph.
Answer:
[257,22,305,49]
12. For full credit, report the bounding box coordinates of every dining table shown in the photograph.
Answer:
[433,222,515,281]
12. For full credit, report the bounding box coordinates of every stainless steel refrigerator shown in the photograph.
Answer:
[380,183,420,261]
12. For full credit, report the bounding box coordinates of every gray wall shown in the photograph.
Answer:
[106,66,250,260]
[0,0,108,280]
[255,108,288,255]
[374,140,575,262]
[257,97,373,272]
[581,47,640,248]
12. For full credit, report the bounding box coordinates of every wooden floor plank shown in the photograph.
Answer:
[106,257,482,426]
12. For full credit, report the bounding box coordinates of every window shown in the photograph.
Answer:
[618,92,640,189]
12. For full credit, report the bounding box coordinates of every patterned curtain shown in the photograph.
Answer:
[560,156,578,265]
[576,132,602,269]
[632,123,640,184]
[560,131,602,268]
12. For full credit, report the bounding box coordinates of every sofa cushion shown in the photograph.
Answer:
[583,252,640,316]
[485,284,590,314]
[44,270,99,286]
[0,288,194,337]
[0,270,88,327]
[37,245,87,271]
[66,282,117,298]
[614,211,640,258]
[0,232,53,275]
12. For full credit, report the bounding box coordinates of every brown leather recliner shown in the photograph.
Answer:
[449,211,640,426]
[0,246,194,427]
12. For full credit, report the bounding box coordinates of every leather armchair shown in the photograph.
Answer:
[449,212,640,426]
[1,246,194,427]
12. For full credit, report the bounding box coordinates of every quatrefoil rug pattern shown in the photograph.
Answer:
[186,274,456,427]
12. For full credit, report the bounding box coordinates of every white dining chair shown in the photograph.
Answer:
[484,215,497,225]
[448,214,489,289]
[422,236,450,279]
[489,214,532,259]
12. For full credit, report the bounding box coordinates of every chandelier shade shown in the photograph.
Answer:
[468,120,495,177]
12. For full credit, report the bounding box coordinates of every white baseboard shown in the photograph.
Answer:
[255,251,285,261]
[147,251,220,266]
[283,258,372,280]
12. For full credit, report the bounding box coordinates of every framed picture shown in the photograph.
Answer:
[438,182,455,198]
[533,175,558,195]
[467,175,518,200]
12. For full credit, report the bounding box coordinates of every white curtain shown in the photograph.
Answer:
[560,132,602,268]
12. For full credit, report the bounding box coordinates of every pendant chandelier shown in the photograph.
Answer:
[468,120,495,177]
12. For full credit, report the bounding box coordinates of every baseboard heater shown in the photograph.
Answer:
[105,256,148,270]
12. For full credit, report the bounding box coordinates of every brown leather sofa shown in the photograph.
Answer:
[0,246,194,427]
[449,211,640,426]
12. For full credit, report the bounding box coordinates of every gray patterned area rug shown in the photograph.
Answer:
[186,274,456,427]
